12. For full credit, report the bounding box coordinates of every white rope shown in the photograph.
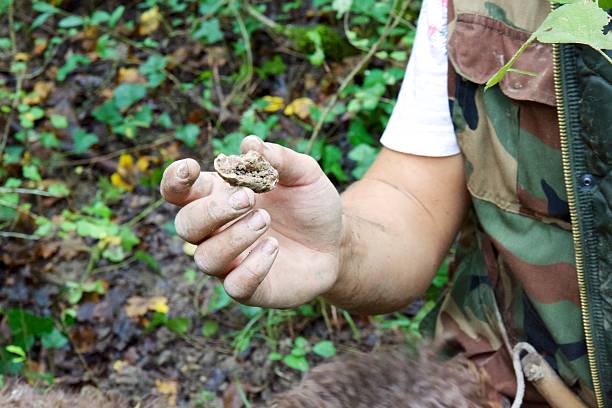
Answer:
[510,342,539,408]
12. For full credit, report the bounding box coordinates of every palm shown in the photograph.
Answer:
[252,174,342,307]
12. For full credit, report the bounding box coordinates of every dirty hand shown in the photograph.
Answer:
[160,136,343,308]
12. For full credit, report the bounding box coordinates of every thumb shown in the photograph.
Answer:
[240,135,322,187]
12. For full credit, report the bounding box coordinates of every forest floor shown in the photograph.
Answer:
[0,1,444,406]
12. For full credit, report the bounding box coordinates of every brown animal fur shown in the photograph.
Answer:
[269,349,497,408]
[0,382,164,408]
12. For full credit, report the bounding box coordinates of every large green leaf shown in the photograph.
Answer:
[486,2,612,89]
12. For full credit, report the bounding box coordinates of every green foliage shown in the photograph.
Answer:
[486,1,612,89]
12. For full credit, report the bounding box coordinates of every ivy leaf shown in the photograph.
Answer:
[166,316,191,335]
[312,341,337,358]
[72,129,98,153]
[332,0,353,18]
[283,354,309,372]
[113,83,147,110]
[40,328,68,349]
[176,124,200,148]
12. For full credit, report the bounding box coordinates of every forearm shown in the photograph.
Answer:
[323,149,468,315]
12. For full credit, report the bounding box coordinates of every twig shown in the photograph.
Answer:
[305,0,409,154]
[0,187,62,197]
[125,197,164,228]
[0,231,40,240]
[0,0,23,156]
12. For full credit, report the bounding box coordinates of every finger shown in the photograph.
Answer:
[240,135,321,187]
[193,209,271,277]
[175,186,255,244]
[223,237,279,303]
[160,158,213,206]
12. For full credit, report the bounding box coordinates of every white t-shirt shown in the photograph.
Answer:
[380,0,459,157]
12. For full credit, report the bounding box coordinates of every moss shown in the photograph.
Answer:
[285,24,358,61]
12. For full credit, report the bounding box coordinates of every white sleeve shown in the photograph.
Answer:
[380,0,459,157]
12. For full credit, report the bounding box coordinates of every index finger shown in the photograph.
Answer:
[160,158,214,206]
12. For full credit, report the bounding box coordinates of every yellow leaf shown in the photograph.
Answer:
[284,97,315,120]
[118,67,145,84]
[118,153,134,171]
[155,379,178,406]
[125,296,169,318]
[136,156,151,172]
[262,96,285,112]
[111,172,134,192]
[112,360,128,373]
[150,296,169,314]
[14,52,30,62]
[23,81,54,105]
[182,242,197,256]
[139,6,162,36]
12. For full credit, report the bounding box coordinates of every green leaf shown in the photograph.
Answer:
[312,340,337,358]
[57,54,90,81]
[40,328,68,349]
[202,319,219,337]
[166,316,191,335]
[193,19,223,44]
[58,15,85,28]
[32,2,60,14]
[176,124,200,148]
[109,5,125,27]
[268,352,282,361]
[134,250,160,273]
[113,83,147,110]
[90,10,110,25]
[332,0,353,18]
[7,309,54,338]
[50,114,68,129]
[72,129,98,153]
[23,164,42,181]
[283,354,309,372]
[208,284,232,312]
[92,100,122,125]
[535,2,612,50]
[322,145,348,181]
[348,144,378,179]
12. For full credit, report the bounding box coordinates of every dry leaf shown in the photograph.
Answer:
[23,81,54,105]
[262,96,284,113]
[14,52,30,62]
[112,360,129,373]
[284,97,315,120]
[118,67,146,84]
[33,38,48,55]
[125,296,169,318]
[139,6,162,36]
[155,379,178,406]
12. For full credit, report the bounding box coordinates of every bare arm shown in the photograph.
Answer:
[324,147,469,314]
[160,138,468,314]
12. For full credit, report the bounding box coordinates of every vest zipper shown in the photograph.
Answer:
[552,41,603,408]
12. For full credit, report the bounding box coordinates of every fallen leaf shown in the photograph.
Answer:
[284,97,315,120]
[112,360,129,373]
[118,67,146,84]
[23,81,54,105]
[33,38,48,55]
[139,6,162,36]
[111,172,134,192]
[155,379,178,406]
[125,296,169,318]
[262,96,284,112]
[14,52,30,62]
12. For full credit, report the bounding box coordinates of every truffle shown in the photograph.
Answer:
[214,150,279,193]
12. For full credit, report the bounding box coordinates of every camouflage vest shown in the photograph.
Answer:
[422,1,612,407]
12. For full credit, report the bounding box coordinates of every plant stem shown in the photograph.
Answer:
[305,0,409,154]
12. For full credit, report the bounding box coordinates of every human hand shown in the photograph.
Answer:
[160,136,343,308]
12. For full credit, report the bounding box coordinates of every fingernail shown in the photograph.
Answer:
[247,210,267,231]
[229,189,251,210]
[177,160,189,179]
[262,239,278,255]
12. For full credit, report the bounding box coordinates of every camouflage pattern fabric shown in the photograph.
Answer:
[421,0,594,406]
